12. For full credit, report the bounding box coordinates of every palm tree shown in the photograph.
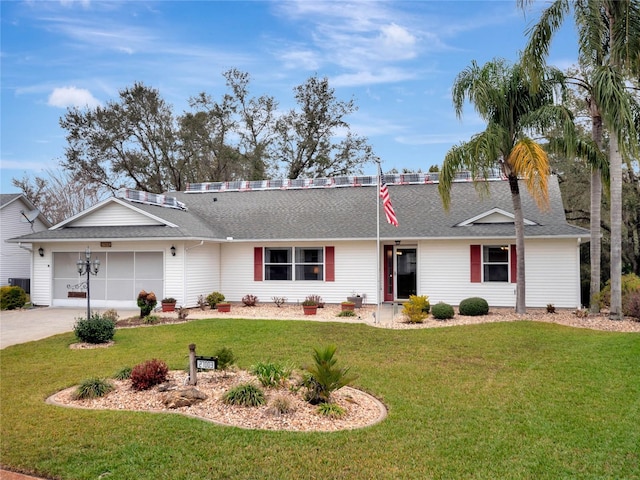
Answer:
[519,0,640,319]
[439,58,574,314]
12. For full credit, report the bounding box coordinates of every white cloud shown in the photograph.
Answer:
[47,86,101,108]
[377,23,417,60]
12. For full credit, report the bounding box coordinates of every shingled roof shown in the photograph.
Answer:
[9,175,587,243]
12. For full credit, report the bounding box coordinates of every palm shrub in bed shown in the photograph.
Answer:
[431,302,455,320]
[130,358,168,391]
[74,313,116,344]
[302,345,357,405]
[458,297,489,316]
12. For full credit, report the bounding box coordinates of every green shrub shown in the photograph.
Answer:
[223,383,265,406]
[73,313,116,344]
[317,402,345,418]
[143,315,159,324]
[250,361,292,387]
[137,290,157,317]
[337,310,356,317]
[206,291,225,308]
[113,366,132,380]
[595,273,640,309]
[302,345,357,405]
[431,302,455,320]
[130,359,168,391]
[0,285,27,310]
[73,378,114,400]
[214,347,236,371]
[458,297,489,316]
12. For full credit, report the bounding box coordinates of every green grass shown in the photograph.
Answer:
[1,318,639,479]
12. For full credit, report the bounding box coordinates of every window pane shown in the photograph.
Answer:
[484,246,508,262]
[295,264,323,281]
[266,248,291,263]
[484,265,509,282]
[265,265,292,280]
[295,247,323,263]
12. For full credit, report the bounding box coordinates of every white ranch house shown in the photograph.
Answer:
[9,173,588,310]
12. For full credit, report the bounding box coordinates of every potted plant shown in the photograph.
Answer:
[161,297,177,312]
[341,301,356,312]
[346,293,363,308]
[217,302,231,313]
[302,296,319,315]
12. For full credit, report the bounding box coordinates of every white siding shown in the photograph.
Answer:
[70,202,163,227]
[0,198,49,288]
[184,242,219,307]
[419,238,581,308]
[219,241,378,305]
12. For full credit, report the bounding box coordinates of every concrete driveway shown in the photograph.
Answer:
[0,307,139,349]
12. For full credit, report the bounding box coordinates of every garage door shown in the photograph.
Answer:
[53,251,163,306]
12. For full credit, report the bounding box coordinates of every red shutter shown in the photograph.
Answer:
[470,245,481,283]
[254,247,263,282]
[325,246,335,282]
[510,244,517,283]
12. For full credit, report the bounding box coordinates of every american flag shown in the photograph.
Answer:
[379,165,399,227]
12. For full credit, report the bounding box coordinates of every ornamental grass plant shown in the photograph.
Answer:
[1,318,639,479]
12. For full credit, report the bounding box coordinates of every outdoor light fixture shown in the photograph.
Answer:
[38,247,44,257]
[76,247,100,320]
[395,240,401,245]
[170,245,176,257]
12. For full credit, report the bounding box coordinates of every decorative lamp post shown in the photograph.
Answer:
[77,247,100,319]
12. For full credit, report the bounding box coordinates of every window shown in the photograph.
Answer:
[262,247,326,281]
[295,247,324,281]
[483,245,509,282]
[264,248,292,280]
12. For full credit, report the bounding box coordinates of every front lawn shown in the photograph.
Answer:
[1,319,638,479]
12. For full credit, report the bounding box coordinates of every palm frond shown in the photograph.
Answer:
[508,138,551,210]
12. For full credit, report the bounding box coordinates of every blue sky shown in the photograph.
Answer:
[0,0,578,194]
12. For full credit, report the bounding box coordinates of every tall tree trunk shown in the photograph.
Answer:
[609,134,622,320]
[509,175,527,314]
[589,111,603,313]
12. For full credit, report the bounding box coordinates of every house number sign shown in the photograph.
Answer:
[195,356,217,370]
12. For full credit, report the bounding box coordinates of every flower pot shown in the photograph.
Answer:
[347,296,363,308]
[161,302,176,312]
[217,303,231,313]
[303,305,318,315]
[341,303,355,311]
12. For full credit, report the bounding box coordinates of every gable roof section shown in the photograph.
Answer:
[456,208,537,226]
[0,193,52,227]
[9,175,587,243]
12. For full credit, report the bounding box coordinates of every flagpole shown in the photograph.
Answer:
[376,160,381,324]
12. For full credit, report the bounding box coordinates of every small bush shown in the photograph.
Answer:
[623,291,640,320]
[337,310,356,317]
[272,296,287,307]
[458,297,489,316]
[431,302,455,320]
[102,309,119,322]
[214,347,236,371]
[130,358,168,391]
[268,394,294,415]
[74,313,116,344]
[317,403,345,418]
[546,304,556,314]
[0,285,27,310]
[250,361,292,387]
[575,308,589,318]
[242,294,258,306]
[223,383,265,406]
[137,290,157,317]
[206,291,225,308]
[402,295,430,323]
[143,315,159,324]
[113,366,132,380]
[74,378,114,400]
